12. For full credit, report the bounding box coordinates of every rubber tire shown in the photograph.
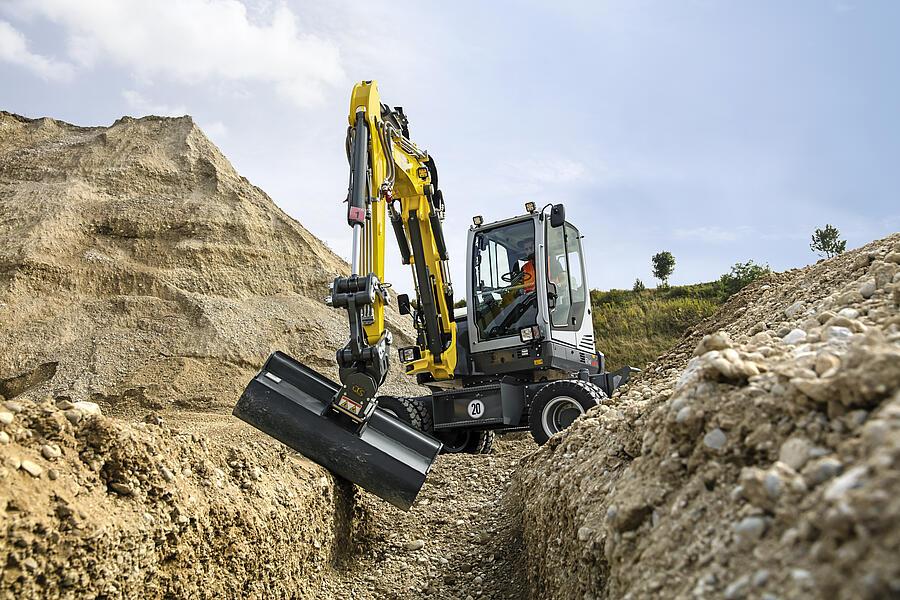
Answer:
[435,430,494,455]
[528,380,606,446]
[376,396,433,433]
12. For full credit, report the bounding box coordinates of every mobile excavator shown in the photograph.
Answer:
[234,81,632,510]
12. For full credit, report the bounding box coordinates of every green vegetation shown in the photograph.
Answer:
[651,251,676,287]
[592,262,770,371]
[810,224,846,258]
[719,260,771,297]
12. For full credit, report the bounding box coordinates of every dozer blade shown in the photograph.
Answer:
[233,351,441,511]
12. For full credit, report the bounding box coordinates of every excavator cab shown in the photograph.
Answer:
[464,205,596,377]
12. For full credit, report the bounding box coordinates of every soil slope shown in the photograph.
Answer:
[514,235,900,599]
[0,111,419,411]
[0,112,423,599]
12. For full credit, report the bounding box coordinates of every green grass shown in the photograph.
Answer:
[591,282,725,371]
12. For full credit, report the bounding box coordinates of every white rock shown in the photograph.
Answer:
[782,329,807,345]
[703,428,727,450]
[837,307,860,319]
[72,401,102,417]
[0,411,13,425]
[858,280,876,299]
[824,466,866,500]
[404,539,425,551]
[784,301,805,319]
[778,437,812,471]
[0,432,9,444]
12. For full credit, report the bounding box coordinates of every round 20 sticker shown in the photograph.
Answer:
[467,399,484,419]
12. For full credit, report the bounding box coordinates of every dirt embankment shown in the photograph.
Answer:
[513,235,900,599]
[0,112,423,599]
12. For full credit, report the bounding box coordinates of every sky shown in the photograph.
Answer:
[2,0,898,296]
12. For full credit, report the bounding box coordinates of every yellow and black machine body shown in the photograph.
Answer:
[234,81,632,510]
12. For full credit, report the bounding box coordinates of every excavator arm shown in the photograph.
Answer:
[329,80,457,423]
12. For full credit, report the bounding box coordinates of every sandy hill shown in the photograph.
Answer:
[0,111,418,413]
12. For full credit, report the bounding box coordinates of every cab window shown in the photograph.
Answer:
[472,220,538,341]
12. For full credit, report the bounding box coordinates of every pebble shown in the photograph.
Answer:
[0,411,13,425]
[405,539,425,551]
[804,457,843,486]
[64,409,83,425]
[782,329,807,345]
[734,516,767,542]
[784,301,805,319]
[160,466,176,483]
[837,307,860,319]
[109,481,134,496]
[824,466,866,501]
[859,280,876,299]
[703,428,727,450]
[23,557,38,570]
[724,574,750,599]
[778,437,812,471]
[72,401,102,416]
[0,431,9,444]
[41,444,62,460]
[20,460,43,478]
[3,401,24,413]
[814,353,840,376]
[473,576,483,585]
[48,468,59,480]
[752,569,770,587]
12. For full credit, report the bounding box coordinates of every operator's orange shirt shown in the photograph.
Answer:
[523,260,535,292]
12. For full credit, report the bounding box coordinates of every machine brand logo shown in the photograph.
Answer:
[467,399,484,419]
[351,385,366,397]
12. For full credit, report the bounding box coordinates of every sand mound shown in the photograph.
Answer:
[0,111,418,413]
[514,234,900,599]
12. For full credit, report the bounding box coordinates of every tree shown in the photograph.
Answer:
[651,251,675,287]
[719,260,771,297]
[454,298,467,308]
[810,224,846,258]
[632,278,646,292]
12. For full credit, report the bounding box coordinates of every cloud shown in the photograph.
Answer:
[516,157,588,184]
[121,89,187,117]
[673,225,753,243]
[200,120,229,141]
[0,20,74,81]
[4,0,345,107]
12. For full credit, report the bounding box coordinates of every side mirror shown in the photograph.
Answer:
[547,282,558,309]
[397,293,411,316]
[550,204,565,228]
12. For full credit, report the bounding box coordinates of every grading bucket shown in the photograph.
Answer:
[233,351,441,510]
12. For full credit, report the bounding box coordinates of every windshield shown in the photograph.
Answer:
[471,220,538,341]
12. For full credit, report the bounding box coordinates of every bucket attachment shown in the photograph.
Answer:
[233,351,441,510]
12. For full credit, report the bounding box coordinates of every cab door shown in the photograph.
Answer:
[545,222,590,348]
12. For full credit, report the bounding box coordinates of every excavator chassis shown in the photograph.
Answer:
[233,352,442,510]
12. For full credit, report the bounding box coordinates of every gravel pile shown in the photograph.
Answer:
[0,396,369,599]
[513,234,900,599]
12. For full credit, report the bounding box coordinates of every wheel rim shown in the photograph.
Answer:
[438,430,472,453]
[541,396,585,435]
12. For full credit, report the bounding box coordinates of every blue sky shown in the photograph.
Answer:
[2,0,898,295]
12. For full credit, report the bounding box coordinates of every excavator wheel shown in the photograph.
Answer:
[435,430,494,455]
[528,380,606,445]
[376,396,433,433]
